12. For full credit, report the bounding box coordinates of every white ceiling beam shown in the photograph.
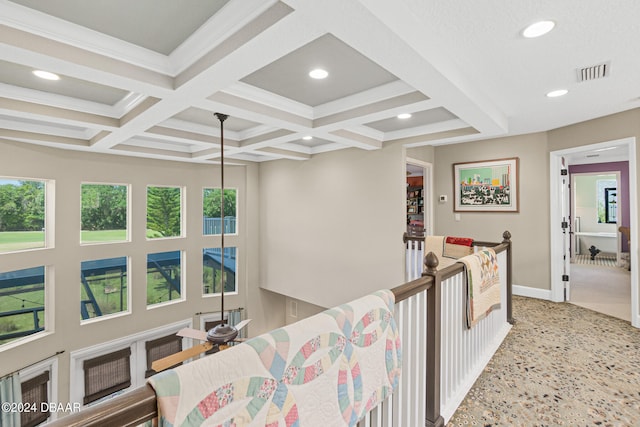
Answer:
[354,0,508,136]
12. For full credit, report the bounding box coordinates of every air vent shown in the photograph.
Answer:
[577,61,610,82]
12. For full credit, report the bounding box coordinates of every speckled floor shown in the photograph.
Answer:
[447,296,640,426]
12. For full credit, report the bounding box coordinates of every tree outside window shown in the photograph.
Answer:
[202,188,236,235]
[81,183,128,244]
[147,186,182,239]
[0,179,46,253]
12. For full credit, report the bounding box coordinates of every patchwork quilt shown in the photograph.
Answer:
[147,290,401,427]
[458,248,501,329]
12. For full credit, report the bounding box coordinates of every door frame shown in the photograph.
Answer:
[571,171,621,259]
[405,157,433,236]
[550,137,639,328]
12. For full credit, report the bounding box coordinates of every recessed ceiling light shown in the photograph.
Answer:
[309,68,328,79]
[32,70,60,80]
[522,20,555,38]
[397,113,412,119]
[546,89,568,98]
[302,136,313,140]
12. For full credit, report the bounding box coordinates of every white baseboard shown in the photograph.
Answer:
[512,284,552,301]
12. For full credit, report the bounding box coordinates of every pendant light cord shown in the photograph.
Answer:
[214,113,228,320]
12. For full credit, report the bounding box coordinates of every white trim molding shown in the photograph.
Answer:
[69,319,192,407]
[512,284,552,301]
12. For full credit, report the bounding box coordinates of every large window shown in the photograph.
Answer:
[70,320,190,406]
[83,347,131,405]
[0,178,46,253]
[19,357,57,427]
[81,183,128,244]
[21,370,50,427]
[145,334,182,377]
[0,266,45,346]
[203,188,237,235]
[147,186,183,239]
[80,257,128,321]
[203,247,237,295]
[147,251,182,307]
[596,177,617,223]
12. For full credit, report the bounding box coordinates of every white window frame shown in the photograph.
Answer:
[202,246,239,297]
[146,185,185,240]
[0,176,53,253]
[0,264,53,352]
[202,186,239,236]
[146,250,186,309]
[19,356,59,422]
[69,319,192,407]
[80,256,131,324]
[79,182,131,246]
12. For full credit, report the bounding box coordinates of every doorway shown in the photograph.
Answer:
[570,170,629,321]
[550,137,638,328]
[405,158,433,236]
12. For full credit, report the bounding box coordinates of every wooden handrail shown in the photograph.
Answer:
[392,275,434,302]
[47,231,512,427]
[46,384,156,427]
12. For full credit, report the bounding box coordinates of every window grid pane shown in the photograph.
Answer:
[145,334,183,377]
[81,183,128,244]
[21,370,50,427]
[83,347,131,404]
[80,257,128,320]
[0,266,45,346]
[147,251,182,306]
[202,247,237,294]
[202,188,237,235]
[0,178,46,253]
[147,186,182,239]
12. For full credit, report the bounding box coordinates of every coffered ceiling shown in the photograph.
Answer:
[1,0,639,164]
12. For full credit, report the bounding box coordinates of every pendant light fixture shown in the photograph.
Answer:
[206,112,237,344]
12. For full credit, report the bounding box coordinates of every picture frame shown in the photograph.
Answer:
[453,157,519,212]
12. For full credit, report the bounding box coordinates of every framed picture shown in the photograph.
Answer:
[453,157,519,212]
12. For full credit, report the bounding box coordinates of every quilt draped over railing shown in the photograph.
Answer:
[458,248,501,328]
[425,235,474,268]
[148,290,401,427]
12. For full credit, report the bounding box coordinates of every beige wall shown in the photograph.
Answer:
[243,162,286,336]
[0,139,282,397]
[433,132,551,289]
[284,296,326,325]
[547,109,640,152]
[432,107,639,301]
[406,145,435,164]
[258,143,407,308]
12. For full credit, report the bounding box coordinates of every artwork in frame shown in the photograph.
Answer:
[453,157,519,212]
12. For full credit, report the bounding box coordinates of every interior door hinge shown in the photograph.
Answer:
[561,221,568,229]
[562,274,569,282]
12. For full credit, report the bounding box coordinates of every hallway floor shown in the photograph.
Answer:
[447,296,640,426]
[569,263,631,322]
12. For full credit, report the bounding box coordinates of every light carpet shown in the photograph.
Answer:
[570,263,631,322]
[447,296,640,426]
